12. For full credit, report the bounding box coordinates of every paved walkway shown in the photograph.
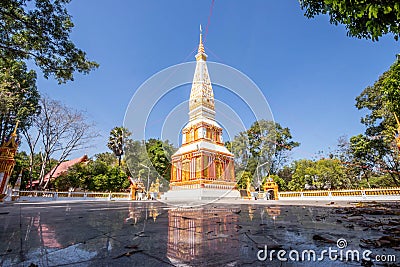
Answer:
[0,200,399,266]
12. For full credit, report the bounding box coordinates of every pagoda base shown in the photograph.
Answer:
[161,187,240,203]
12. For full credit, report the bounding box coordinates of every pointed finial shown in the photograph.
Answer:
[196,24,206,61]
[395,113,400,127]
[394,113,400,134]
[199,24,203,45]
[12,120,19,137]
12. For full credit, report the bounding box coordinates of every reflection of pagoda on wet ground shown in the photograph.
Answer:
[163,29,240,201]
[167,208,239,266]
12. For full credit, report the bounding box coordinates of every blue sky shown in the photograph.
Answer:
[33,0,399,161]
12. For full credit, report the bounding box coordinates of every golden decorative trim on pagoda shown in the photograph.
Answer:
[170,179,236,186]
[173,148,234,158]
[181,138,224,147]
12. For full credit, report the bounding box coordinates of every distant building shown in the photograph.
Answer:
[30,155,89,189]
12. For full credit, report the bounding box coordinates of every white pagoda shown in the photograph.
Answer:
[163,29,240,202]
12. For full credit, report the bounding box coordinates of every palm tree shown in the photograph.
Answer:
[107,127,131,167]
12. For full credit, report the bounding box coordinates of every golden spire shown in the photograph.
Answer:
[395,113,400,128]
[189,25,215,121]
[11,120,19,137]
[1,120,19,149]
[196,24,207,61]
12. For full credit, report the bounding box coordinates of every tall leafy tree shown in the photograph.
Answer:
[107,127,131,167]
[0,0,98,83]
[288,158,346,190]
[236,170,253,189]
[124,139,147,178]
[145,138,176,182]
[0,58,40,144]
[94,152,117,166]
[54,155,130,192]
[123,138,176,191]
[332,135,371,187]
[228,120,299,185]
[299,0,400,41]
[353,59,400,185]
[380,59,400,113]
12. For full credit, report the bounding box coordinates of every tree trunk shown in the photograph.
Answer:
[29,153,33,190]
[43,161,62,189]
[38,153,48,188]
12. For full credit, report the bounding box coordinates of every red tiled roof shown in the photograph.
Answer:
[30,155,88,185]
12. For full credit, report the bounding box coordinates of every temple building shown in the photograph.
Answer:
[163,29,239,201]
[29,155,89,189]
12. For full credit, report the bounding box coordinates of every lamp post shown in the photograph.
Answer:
[140,163,150,196]
[256,161,269,193]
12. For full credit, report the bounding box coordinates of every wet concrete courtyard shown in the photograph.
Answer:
[1,200,399,266]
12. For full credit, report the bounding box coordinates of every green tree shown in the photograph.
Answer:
[55,164,85,191]
[107,127,131,167]
[348,135,376,182]
[289,158,350,190]
[0,58,40,144]
[124,139,147,178]
[314,158,347,189]
[94,152,117,166]
[379,59,400,113]
[123,138,176,192]
[288,159,315,191]
[0,58,40,189]
[0,0,98,83]
[9,151,30,188]
[228,120,299,186]
[299,0,400,41]
[353,59,400,185]
[332,135,370,188]
[270,122,300,174]
[15,152,57,189]
[277,165,293,186]
[236,170,253,189]
[92,166,129,192]
[145,139,175,182]
[359,174,397,188]
[54,155,131,192]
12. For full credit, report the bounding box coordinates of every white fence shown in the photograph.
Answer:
[278,187,400,201]
[16,190,131,202]
[7,188,400,202]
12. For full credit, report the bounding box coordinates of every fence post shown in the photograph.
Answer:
[361,189,366,200]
